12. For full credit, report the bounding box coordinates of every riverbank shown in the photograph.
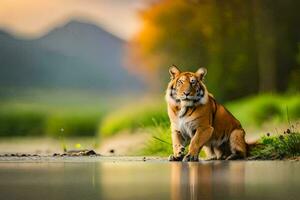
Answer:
[0,154,299,163]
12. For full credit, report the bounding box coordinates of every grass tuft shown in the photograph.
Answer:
[140,123,173,156]
[250,128,300,160]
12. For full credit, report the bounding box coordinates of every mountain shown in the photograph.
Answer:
[0,21,143,91]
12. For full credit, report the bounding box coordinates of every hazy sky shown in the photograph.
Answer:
[0,0,152,40]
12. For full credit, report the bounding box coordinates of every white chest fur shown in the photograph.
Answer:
[178,117,195,140]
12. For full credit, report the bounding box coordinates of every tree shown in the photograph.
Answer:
[126,0,300,101]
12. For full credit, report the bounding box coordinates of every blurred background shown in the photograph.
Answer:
[0,0,299,155]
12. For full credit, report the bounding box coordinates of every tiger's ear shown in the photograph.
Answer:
[195,67,207,81]
[169,65,181,80]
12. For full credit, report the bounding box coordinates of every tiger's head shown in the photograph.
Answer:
[166,65,208,109]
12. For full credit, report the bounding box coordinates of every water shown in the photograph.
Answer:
[0,161,299,200]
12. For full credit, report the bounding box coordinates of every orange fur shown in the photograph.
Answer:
[166,66,247,162]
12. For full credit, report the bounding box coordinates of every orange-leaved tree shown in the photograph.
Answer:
[126,0,299,101]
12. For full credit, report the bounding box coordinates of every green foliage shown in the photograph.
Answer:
[288,96,300,119]
[0,110,47,136]
[253,101,281,123]
[99,102,168,137]
[0,93,106,137]
[250,131,300,159]
[226,94,300,127]
[46,113,102,137]
[140,124,172,156]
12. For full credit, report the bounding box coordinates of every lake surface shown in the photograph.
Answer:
[0,160,299,200]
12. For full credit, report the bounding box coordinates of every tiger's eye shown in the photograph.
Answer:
[190,79,196,84]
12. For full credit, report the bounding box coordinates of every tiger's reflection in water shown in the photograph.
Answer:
[170,162,245,200]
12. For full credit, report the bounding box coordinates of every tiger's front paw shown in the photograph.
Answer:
[182,154,199,162]
[168,154,184,162]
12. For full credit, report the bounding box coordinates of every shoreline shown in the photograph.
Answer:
[0,155,299,163]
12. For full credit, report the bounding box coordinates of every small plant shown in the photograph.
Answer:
[59,128,67,152]
[140,122,173,156]
[249,127,300,160]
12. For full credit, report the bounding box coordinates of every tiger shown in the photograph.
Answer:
[165,65,247,162]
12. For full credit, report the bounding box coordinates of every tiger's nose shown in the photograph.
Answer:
[184,91,190,96]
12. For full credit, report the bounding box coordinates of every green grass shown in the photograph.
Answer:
[226,93,300,127]
[0,89,107,137]
[140,124,172,156]
[0,105,105,137]
[0,110,47,136]
[249,129,300,159]
[46,113,103,137]
[99,101,168,137]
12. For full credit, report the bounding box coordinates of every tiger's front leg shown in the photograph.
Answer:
[169,130,186,161]
[183,126,214,162]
